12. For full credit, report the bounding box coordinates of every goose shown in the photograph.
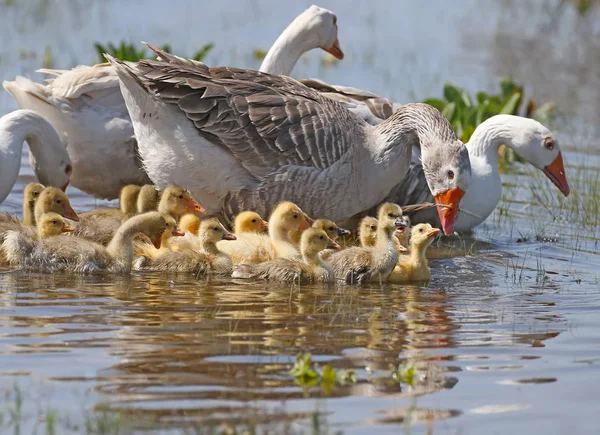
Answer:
[327,203,409,284]
[381,115,570,232]
[108,43,470,235]
[232,228,340,283]
[0,110,72,204]
[298,82,570,231]
[1,5,342,200]
[133,217,236,274]
[389,223,440,283]
[3,212,172,273]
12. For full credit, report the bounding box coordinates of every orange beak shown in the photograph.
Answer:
[62,204,79,222]
[61,222,73,233]
[324,39,344,60]
[222,231,237,241]
[434,187,466,236]
[395,228,405,237]
[327,239,341,250]
[427,228,441,238]
[397,244,408,254]
[151,236,162,249]
[172,226,185,237]
[260,220,269,231]
[188,198,206,214]
[299,218,310,231]
[543,151,570,197]
[61,180,69,192]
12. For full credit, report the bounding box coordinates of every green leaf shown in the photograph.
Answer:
[500,92,521,115]
[460,88,472,108]
[192,43,214,62]
[337,369,357,385]
[423,98,446,112]
[442,102,456,121]
[320,365,336,396]
[443,83,463,105]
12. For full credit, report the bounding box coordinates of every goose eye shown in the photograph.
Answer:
[65,164,72,175]
[56,199,61,204]
[448,170,455,180]
[333,15,337,25]
[544,138,555,150]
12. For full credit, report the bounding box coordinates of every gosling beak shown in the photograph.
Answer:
[151,236,162,249]
[337,227,351,237]
[189,198,206,214]
[434,187,466,236]
[543,151,570,197]
[394,216,409,228]
[327,239,341,250]
[395,228,405,237]
[61,180,69,192]
[260,219,269,231]
[222,231,237,241]
[305,215,314,225]
[324,39,344,60]
[61,222,73,233]
[427,228,441,238]
[62,204,79,222]
[299,218,310,231]
[172,226,185,237]
[397,244,408,254]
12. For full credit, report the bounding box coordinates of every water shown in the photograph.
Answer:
[1,0,600,433]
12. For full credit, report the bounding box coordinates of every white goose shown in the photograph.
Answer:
[0,110,72,205]
[379,114,570,231]
[107,43,471,235]
[1,5,343,200]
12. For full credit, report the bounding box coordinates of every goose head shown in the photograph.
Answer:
[179,213,201,235]
[119,184,142,214]
[359,216,378,247]
[34,187,79,222]
[301,228,341,258]
[377,203,409,235]
[137,184,160,213]
[495,116,569,197]
[158,184,206,218]
[294,5,343,60]
[312,218,351,241]
[422,139,471,236]
[410,223,440,250]
[234,211,269,234]
[199,217,236,244]
[37,212,73,238]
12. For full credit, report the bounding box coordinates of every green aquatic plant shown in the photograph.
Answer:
[390,361,417,387]
[290,353,357,395]
[423,78,556,168]
[94,41,214,63]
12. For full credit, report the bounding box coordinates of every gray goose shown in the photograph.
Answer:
[108,43,471,235]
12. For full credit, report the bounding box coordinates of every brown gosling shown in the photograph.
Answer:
[137,184,160,213]
[3,212,172,273]
[22,182,45,226]
[327,203,409,284]
[232,228,340,283]
[133,217,236,275]
[389,223,439,283]
[217,202,310,264]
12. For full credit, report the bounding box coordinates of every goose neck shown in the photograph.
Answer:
[467,118,516,163]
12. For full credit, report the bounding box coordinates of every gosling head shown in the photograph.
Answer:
[179,213,201,235]
[119,184,142,214]
[34,187,79,222]
[24,182,44,208]
[410,223,440,249]
[270,201,310,233]
[133,212,181,249]
[394,215,411,239]
[301,228,341,258]
[377,203,408,234]
[312,218,351,241]
[160,215,185,245]
[234,211,268,234]
[158,185,206,218]
[137,184,160,213]
[37,212,73,238]
[359,216,378,248]
[199,217,236,244]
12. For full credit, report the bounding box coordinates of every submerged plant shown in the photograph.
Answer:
[94,40,214,63]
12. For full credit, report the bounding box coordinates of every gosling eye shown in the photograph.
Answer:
[65,164,72,175]
[329,227,334,231]
[213,227,219,231]
[293,214,298,219]
[56,199,61,204]
[447,170,455,180]
[178,194,184,199]
[319,236,324,240]
[370,225,376,231]
[544,137,555,150]
[387,212,394,218]
[419,228,424,233]
[33,191,39,197]
[251,219,256,223]
[52,220,57,224]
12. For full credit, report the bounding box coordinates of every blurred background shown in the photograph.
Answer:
[1,0,599,145]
